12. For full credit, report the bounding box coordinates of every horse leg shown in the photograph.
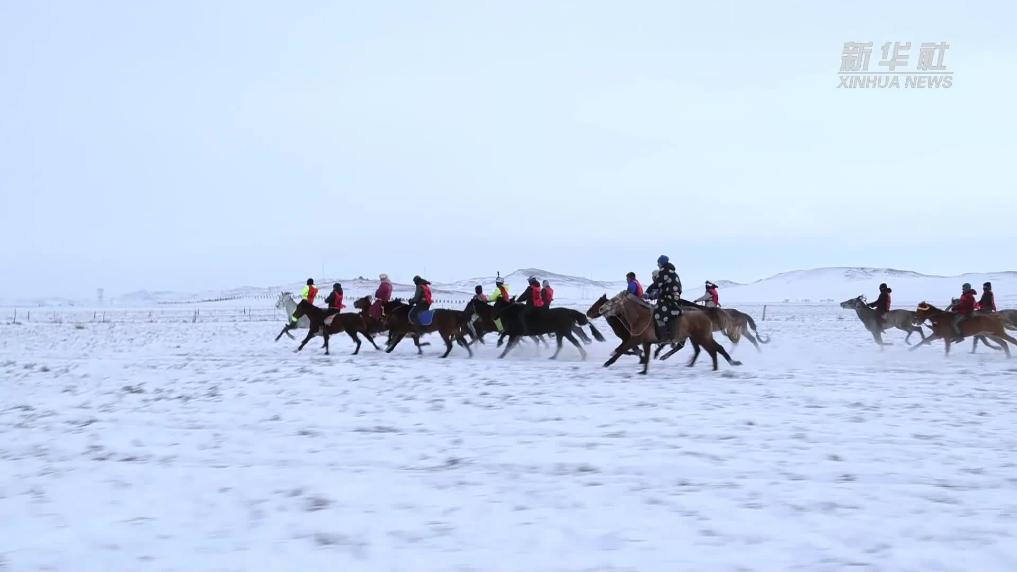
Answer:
[564,331,586,360]
[944,338,952,356]
[385,332,406,353]
[549,334,564,360]
[573,326,592,344]
[296,329,316,352]
[714,341,742,367]
[659,344,682,361]
[440,331,454,358]
[499,336,520,359]
[363,332,380,351]
[743,330,761,352]
[971,336,980,354]
[605,339,637,367]
[706,343,720,371]
[653,344,666,359]
[456,333,474,358]
[686,340,702,367]
[908,333,940,351]
[639,342,652,374]
[347,329,362,355]
[274,324,292,342]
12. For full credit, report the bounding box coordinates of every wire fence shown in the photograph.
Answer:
[0,298,483,325]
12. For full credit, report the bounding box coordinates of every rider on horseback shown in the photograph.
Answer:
[626,272,643,297]
[694,281,720,308]
[407,276,433,326]
[649,255,682,340]
[978,282,996,313]
[489,275,510,304]
[291,278,318,325]
[523,277,546,308]
[473,285,489,303]
[951,283,977,341]
[370,274,392,320]
[541,280,554,308]
[867,283,891,329]
[325,283,344,310]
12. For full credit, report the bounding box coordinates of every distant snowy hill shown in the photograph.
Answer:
[717,267,1017,305]
[4,267,1015,308]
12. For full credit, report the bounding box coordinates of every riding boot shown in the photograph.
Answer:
[951,315,964,342]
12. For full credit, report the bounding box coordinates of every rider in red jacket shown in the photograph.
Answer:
[951,283,977,340]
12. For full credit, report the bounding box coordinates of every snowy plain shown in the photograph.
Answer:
[2,301,1017,572]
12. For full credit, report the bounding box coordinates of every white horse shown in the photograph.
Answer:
[275,292,309,340]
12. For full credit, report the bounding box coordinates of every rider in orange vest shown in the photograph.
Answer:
[541,280,554,308]
[408,275,433,325]
[524,277,545,308]
[325,283,344,310]
[626,272,644,297]
[290,278,318,324]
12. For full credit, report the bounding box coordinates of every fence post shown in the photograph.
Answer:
[762,305,767,321]
[12,309,15,324]
[193,309,199,323]
[27,311,30,322]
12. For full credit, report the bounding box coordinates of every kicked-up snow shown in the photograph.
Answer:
[2,304,1017,571]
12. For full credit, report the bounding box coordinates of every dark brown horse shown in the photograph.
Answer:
[909,302,1017,356]
[587,293,740,374]
[471,299,604,359]
[283,300,380,355]
[383,299,473,358]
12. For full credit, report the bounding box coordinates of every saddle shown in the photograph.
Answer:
[323,310,342,327]
[410,309,434,327]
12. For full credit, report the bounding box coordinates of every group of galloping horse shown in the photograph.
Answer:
[840,295,1017,356]
[273,290,771,374]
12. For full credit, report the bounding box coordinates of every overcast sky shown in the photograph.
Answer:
[2,1,1014,297]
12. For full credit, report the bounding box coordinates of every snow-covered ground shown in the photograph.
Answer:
[2,303,1017,571]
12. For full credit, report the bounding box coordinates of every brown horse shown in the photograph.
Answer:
[909,302,1017,357]
[655,302,770,359]
[284,300,381,355]
[587,293,741,374]
[970,309,1017,353]
[383,299,473,358]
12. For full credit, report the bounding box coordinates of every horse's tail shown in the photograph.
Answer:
[587,321,606,342]
[570,310,605,342]
[745,313,771,343]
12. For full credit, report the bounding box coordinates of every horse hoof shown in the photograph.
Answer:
[639,370,648,375]
[732,361,742,366]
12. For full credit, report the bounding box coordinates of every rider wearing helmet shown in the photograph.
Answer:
[407,275,433,326]
[541,280,554,308]
[978,282,996,313]
[291,278,318,324]
[473,285,489,303]
[951,283,977,341]
[489,275,510,304]
[866,283,891,329]
[523,276,545,308]
[325,283,344,310]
